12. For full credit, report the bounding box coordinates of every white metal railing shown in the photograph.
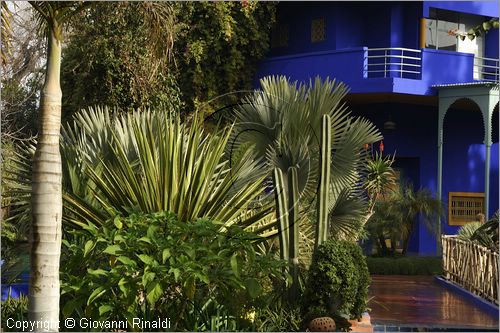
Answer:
[474,56,499,83]
[366,47,422,79]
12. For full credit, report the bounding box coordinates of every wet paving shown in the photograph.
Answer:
[368,275,499,330]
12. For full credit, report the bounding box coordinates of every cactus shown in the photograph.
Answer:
[273,167,289,261]
[287,166,300,301]
[315,114,331,250]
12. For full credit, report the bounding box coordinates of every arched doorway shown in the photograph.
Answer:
[435,83,499,254]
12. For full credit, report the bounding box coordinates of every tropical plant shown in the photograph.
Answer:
[470,211,499,252]
[231,76,382,286]
[366,182,444,255]
[1,295,29,331]
[457,222,482,241]
[1,1,13,65]
[363,151,396,212]
[60,211,286,331]
[62,108,272,229]
[25,2,92,327]
[5,107,274,232]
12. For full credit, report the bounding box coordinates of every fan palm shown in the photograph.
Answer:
[231,76,382,249]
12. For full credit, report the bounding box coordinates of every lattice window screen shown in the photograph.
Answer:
[448,192,485,226]
[311,18,326,43]
[271,24,289,48]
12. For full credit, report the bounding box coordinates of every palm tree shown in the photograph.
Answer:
[231,76,382,251]
[26,2,93,327]
[367,182,444,255]
[12,2,176,328]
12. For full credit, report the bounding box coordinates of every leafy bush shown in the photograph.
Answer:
[301,240,370,327]
[366,256,442,275]
[61,211,287,331]
[1,295,28,331]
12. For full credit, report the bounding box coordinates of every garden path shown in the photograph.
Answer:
[368,275,499,331]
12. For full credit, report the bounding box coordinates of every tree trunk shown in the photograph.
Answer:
[28,28,62,332]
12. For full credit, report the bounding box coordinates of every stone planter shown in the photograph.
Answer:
[348,312,373,332]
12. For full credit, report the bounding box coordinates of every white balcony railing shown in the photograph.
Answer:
[366,47,422,79]
[474,56,499,83]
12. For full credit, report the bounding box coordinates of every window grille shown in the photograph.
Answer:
[448,192,485,226]
[311,18,326,43]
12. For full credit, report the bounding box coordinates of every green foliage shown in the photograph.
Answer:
[61,1,276,117]
[175,1,276,113]
[1,295,29,331]
[232,76,382,254]
[470,211,499,252]
[366,182,444,255]
[302,240,370,325]
[6,107,274,231]
[363,151,396,209]
[1,77,40,139]
[61,211,287,331]
[252,306,303,332]
[366,256,443,275]
[61,2,183,118]
[457,222,482,241]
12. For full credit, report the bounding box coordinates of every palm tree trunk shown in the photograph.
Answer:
[29,28,62,331]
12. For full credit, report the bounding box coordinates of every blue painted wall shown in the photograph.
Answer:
[258,1,500,254]
[260,1,498,96]
[423,1,499,18]
[347,101,498,254]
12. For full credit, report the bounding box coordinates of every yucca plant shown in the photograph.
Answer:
[4,107,275,233]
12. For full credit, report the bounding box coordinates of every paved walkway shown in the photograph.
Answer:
[368,275,499,330]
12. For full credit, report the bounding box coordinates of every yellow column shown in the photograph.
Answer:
[419,18,426,49]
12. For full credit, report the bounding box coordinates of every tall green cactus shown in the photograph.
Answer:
[315,114,331,250]
[287,166,300,300]
[273,167,289,261]
[273,166,301,301]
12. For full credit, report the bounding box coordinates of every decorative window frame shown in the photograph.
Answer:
[448,192,485,226]
[311,18,326,43]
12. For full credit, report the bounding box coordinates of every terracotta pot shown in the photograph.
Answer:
[308,316,336,332]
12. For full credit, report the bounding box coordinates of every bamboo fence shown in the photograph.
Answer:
[442,235,499,304]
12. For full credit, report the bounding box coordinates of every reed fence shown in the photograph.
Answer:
[442,235,498,304]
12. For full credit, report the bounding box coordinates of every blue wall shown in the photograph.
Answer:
[349,101,499,254]
[423,1,499,18]
[259,1,500,254]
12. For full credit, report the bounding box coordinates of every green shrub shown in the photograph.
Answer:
[301,240,370,326]
[61,211,287,331]
[1,295,28,331]
[366,256,442,275]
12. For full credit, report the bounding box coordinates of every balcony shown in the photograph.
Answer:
[256,47,499,96]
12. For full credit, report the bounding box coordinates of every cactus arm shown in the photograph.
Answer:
[273,167,289,261]
[315,114,331,250]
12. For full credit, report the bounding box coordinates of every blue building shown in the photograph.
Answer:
[256,1,499,255]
